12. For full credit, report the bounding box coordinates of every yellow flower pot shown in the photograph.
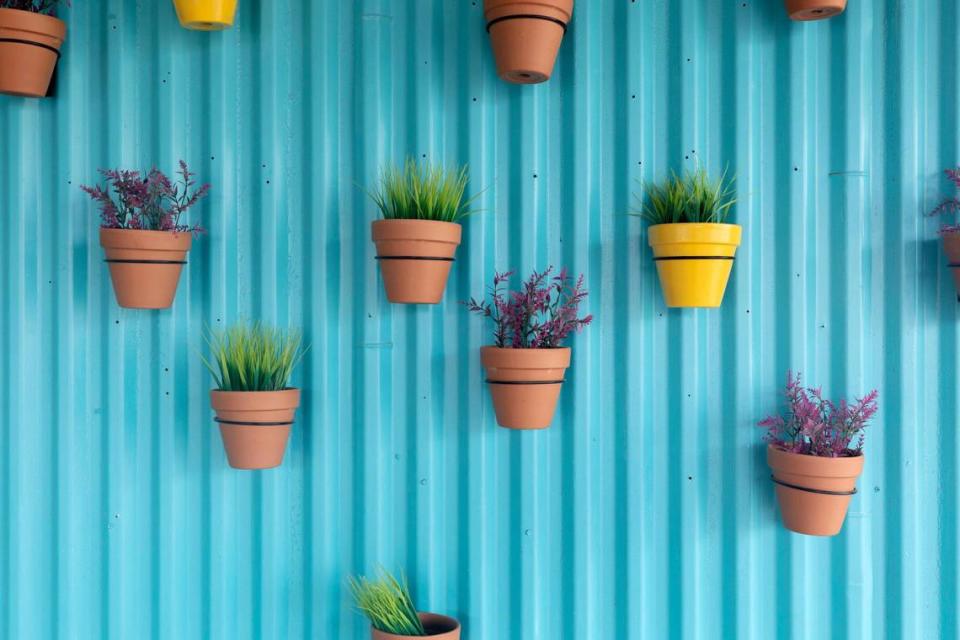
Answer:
[172,0,237,31]
[648,223,742,308]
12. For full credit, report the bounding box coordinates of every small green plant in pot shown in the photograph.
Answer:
[631,166,741,308]
[350,568,460,639]
[201,322,307,470]
[369,157,478,304]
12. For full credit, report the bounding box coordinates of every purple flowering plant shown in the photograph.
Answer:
[80,161,210,235]
[929,167,960,235]
[464,267,593,348]
[1,0,69,15]
[759,371,878,458]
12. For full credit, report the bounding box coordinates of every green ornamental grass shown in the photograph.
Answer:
[349,569,426,636]
[200,322,307,392]
[632,166,737,225]
[369,157,478,223]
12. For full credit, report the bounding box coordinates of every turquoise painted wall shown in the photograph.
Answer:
[1,0,958,638]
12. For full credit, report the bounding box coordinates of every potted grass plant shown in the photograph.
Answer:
[81,161,209,309]
[929,167,960,300]
[631,166,741,308]
[465,267,591,430]
[350,568,460,639]
[369,157,478,304]
[760,372,878,536]
[172,0,237,30]
[484,0,572,84]
[0,0,67,97]
[784,0,845,21]
[201,322,307,470]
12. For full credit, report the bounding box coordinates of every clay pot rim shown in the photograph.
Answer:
[0,7,67,41]
[767,444,864,478]
[210,388,301,409]
[483,0,573,24]
[372,218,462,240]
[373,612,461,638]
[480,345,571,368]
[99,227,194,250]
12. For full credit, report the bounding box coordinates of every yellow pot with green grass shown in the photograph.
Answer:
[172,0,237,30]
[649,222,741,308]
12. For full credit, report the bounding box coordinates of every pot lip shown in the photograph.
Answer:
[483,0,573,23]
[210,387,300,396]
[373,612,461,638]
[480,345,572,368]
[648,222,742,248]
[0,7,67,37]
[99,227,194,250]
[371,218,463,247]
[767,444,865,476]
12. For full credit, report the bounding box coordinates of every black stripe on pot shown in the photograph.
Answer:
[653,256,735,262]
[104,259,188,264]
[0,38,62,58]
[770,475,857,496]
[486,14,568,33]
[375,256,454,262]
[948,263,960,268]
[485,379,565,385]
[214,418,294,427]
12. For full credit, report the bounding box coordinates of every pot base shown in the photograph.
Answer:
[785,0,846,21]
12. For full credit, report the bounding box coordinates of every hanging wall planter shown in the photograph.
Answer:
[81,162,210,310]
[81,160,210,309]
[202,323,307,470]
[633,166,741,308]
[351,568,462,640]
[484,0,573,84]
[368,158,477,304]
[100,229,192,309]
[929,167,960,300]
[784,0,846,21]
[0,5,66,98]
[466,268,591,430]
[759,372,877,537]
[172,0,237,31]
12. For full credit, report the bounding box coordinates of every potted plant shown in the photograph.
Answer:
[172,0,237,30]
[350,568,460,639]
[369,158,478,304]
[760,372,878,536]
[81,161,209,309]
[0,0,67,97]
[632,166,741,308]
[465,267,591,430]
[484,0,572,84]
[784,0,845,21]
[929,167,960,300]
[200,322,307,470]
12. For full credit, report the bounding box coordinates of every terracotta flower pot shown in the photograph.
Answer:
[99,228,192,309]
[371,613,461,640]
[371,219,461,304]
[784,0,846,21]
[210,388,300,470]
[943,233,960,301]
[480,346,570,429]
[0,8,66,98]
[767,445,864,536]
[648,223,741,308]
[172,0,238,31]
[484,0,573,84]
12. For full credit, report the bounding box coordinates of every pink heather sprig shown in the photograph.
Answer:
[463,267,593,348]
[80,161,210,235]
[1,0,69,15]
[929,167,960,235]
[759,371,878,458]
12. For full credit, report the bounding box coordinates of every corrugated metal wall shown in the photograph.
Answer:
[1,0,957,638]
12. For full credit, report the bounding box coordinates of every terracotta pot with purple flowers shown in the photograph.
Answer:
[760,372,878,537]
[929,167,960,301]
[465,267,592,430]
[81,162,209,309]
[0,1,67,97]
